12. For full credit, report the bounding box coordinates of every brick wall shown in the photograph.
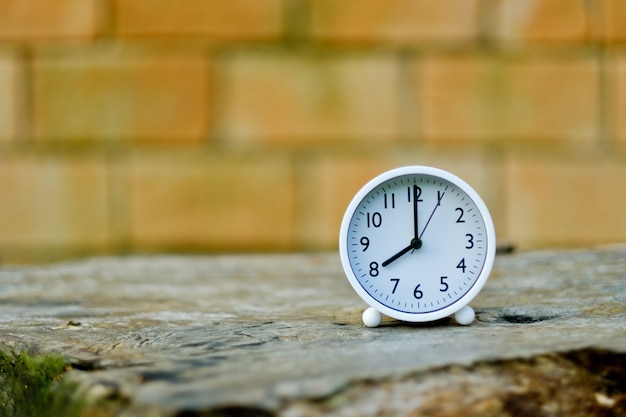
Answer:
[1,0,625,262]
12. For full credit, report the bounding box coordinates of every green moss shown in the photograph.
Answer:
[0,350,82,417]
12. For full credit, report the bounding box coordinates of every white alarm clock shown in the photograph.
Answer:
[339,166,496,327]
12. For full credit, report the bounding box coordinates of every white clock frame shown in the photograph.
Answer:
[338,166,496,327]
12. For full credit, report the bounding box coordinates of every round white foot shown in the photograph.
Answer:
[454,305,475,326]
[362,307,383,327]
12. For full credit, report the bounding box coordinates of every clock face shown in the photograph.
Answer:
[339,166,496,322]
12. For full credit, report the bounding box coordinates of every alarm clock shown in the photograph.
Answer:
[338,166,496,327]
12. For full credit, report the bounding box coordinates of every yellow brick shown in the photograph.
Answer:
[130,150,294,250]
[610,55,626,147]
[0,54,20,141]
[33,50,210,141]
[417,55,600,143]
[0,153,110,248]
[116,0,282,40]
[590,0,626,42]
[504,156,626,248]
[417,55,497,141]
[219,53,400,143]
[495,0,588,42]
[311,0,479,43]
[502,58,599,141]
[0,0,101,40]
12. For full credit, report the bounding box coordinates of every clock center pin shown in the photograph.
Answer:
[410,238,423,250]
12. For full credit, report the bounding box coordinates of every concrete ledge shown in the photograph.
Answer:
[1,247,625,415]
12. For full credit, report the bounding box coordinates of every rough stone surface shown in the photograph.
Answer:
[0,247,625,416]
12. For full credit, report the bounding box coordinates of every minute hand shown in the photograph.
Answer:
[419,191,444,239]
[413,185,419,240]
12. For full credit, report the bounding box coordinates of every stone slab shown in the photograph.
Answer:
[0,247,625,415]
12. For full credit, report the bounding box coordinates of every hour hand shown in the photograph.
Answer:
[382,238,423,267]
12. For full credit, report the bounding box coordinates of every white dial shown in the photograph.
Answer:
[339,166,496,323]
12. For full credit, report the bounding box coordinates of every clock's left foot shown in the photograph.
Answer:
[454,305,475,326]
[362,307,383,327]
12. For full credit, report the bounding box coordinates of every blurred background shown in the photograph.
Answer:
[0,0,625,263]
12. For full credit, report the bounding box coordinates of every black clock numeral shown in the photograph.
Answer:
[367,212,382,228]
[369,262,379,277]
[437,191,445,205]
[440,276,449,292]
[455,207,465,223]
[413,284,423,299]
[390,278,400,294]
[407,186,423,203]
[384,193,395,209]
[360,236,370,251]
[456,258,467,273]
[465,233,474,249]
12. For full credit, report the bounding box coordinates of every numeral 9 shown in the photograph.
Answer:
[360,237,370,251]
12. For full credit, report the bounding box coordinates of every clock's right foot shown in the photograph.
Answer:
[454,305,475,326]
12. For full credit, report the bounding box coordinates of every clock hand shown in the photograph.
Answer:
[419,191,445,239]
[382,244,412,267]
[413,185,419,240]
[382,238,423,267]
